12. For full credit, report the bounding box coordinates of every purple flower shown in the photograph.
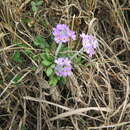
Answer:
[80,33,98,57]
[55,57,72,77]
[52,24,76,44]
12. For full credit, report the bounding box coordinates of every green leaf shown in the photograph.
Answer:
[24,49,33,56]
[33,36,49,48]
[40,53,46,59]
[46,67,53,77]
[31,66,37,71]
[31,1,43,12]
[15,43,31,48]
[0,80,3,84]
[40,51,54,63]
[33,36,42,46]
[12,51,23,63]
[42,59,52,66]
[59,77,66,86]
[32,6,37,12]
[31,1,35,6]
[21,125,28,130]
[36,1,43,6]
[49,76,58,87]
[31,2,37,12]
[45,49,53,58]
[50,64,55,68]
[74,56,82,64]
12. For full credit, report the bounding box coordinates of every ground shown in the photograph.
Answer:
[0,0,130,130]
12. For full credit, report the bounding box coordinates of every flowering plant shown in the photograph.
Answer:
[52,24,76,44]
[80,33,98,57]
[33,24,99,86]
[55,57,72,77]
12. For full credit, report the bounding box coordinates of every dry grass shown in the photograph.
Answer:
[0,0,130,130]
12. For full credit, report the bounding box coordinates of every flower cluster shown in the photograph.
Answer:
[80,33,98,57]
[53,24,98,77]
[52,24,76,44]
[55,57,72,77]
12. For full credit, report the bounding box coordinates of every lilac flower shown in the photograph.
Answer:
[52,24,76,44]
[55,57,72,77]
[80,33,98,57]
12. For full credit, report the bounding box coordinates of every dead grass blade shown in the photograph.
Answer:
[88,121,130,130]
[50,107,112,121]
[23,96,70,111]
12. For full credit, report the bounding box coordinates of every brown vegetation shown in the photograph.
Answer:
[0,0,130,129]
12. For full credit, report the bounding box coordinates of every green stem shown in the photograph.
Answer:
[70,47,84,60]
[55,43,62,58]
